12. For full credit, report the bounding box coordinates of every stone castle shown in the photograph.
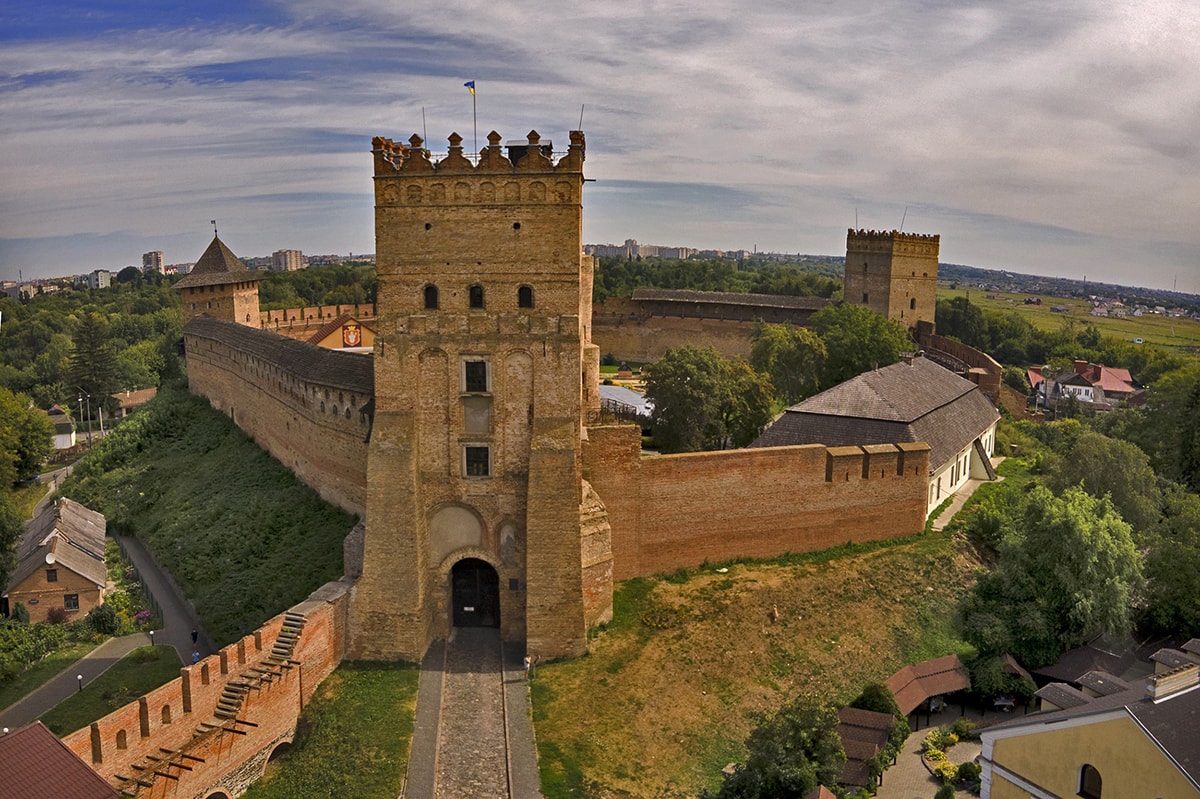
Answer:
[178,127,937,665]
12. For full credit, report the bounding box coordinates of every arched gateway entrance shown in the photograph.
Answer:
[451,558,499,628]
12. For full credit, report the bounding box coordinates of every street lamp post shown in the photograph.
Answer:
[149,630,154,648]
[77,674,83,693]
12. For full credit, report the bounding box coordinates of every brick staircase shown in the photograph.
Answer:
[213,611,307,721]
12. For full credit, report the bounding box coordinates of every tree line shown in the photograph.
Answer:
[594,255,841,303]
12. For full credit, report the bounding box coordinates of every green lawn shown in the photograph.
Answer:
[938,286,1200,354]
[0,641,95,712]
[241,662,420,799]
[39,645,180,736]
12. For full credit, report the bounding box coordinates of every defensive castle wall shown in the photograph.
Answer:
[591,293,830,363]
[583,425,931,580]
[62,580,351,798]
[260,303,377,340]
[182,317,371,517]
[917,327,1003,403]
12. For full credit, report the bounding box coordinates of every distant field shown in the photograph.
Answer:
[938,286,1200,355]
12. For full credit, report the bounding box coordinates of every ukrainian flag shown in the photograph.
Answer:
[464,80,475,96]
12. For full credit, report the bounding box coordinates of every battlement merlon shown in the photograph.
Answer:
[846,228,940,245]
[372,129,585,177]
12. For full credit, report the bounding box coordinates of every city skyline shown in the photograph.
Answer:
[1,1,1198,292]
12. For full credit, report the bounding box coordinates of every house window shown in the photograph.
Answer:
[518,285,534,308]
[463,360,489,393]
[464,446,490,477]
[424,285,439,309]
[1078,764,1101,799]
[64,594,79,611]
[469,284,485,309]
[46,568,58,583]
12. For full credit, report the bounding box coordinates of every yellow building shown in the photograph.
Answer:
[980,657,1200,798]
[3,499,106,624]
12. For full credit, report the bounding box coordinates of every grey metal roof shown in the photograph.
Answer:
[751,356,999,470]
[184,316,374,395]
[630,288,829,311]
[6,499,106,593]
[174,236,257,289]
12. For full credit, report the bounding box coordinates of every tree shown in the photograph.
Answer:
[115,266,143,285]
[750,322,826,405]
[810,303,911,389]
[0,493,24,597]
[1142,484,1200,638]
[710,693,845,799]
[68,312,118,408]
[0,386,54,486]
[960,485,1142,667]
[644,346,773,452]
[1044,430,1161,537]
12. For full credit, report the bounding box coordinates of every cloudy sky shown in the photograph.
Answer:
[2,1,1198,292]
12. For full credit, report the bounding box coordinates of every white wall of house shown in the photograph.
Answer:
[925,419,999,518]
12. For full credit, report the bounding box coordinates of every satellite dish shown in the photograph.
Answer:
[45,553,56,565]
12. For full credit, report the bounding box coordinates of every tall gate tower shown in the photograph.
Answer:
[350,129,609,662]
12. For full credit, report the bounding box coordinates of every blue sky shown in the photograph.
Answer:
[2,1,1198,292]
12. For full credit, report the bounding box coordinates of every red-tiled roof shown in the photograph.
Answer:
[111,387,157,410]
[885,654,971,715]
[0,722,119,799]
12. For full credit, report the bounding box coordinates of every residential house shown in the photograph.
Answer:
[1029,360,1140,412]
[979,648,1200,798]
[110,387,158,419]
[751,355,1000,517]
[43,404,76,449]
[306,313,376,351]
[2,499,106,623]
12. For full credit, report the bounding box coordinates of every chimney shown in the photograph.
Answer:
[1145,663,1200,702]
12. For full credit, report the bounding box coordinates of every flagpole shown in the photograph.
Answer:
[472,80,477,161]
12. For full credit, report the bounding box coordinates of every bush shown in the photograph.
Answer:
[935,784,956,799]
[933,760,959,783]
[950,718,978,740]
[46,607,68,625]
[922,728,958,752]
[87,603,120,635]
[11,603,29,624]
[957,761,981,783]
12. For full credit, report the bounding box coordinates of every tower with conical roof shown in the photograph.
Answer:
[175,236,260,327]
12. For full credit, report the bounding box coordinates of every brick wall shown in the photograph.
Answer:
[61,580,351,798]
[921,332,1002,402]
[591,313,758,362]
[183,330,369,516]
[584,425,930,580]
[7,567,102,625]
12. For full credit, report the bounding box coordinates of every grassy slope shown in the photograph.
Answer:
[937,287,1200,353]
[60,382,355,645]
[241,662,419,799]
[532,528,979,799]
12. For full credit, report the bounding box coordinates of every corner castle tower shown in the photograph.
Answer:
[843,229,939,330]
[174,235,260,327]
[350,129,608,662]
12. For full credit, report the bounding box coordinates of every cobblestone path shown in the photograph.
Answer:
[434,627,510,799]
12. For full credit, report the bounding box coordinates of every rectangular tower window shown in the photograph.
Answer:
[463,360,489,393]
[464,446,490,477]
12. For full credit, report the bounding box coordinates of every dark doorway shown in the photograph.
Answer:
[451,558,499,628]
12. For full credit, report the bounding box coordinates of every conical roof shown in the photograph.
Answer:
[175,236,257,288]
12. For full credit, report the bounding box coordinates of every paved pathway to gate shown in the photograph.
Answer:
[404,628,542,799]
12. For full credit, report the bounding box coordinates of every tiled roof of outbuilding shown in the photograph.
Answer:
[174,236,257,289]
[0,722,120,799]
[183,316,373,394]
[751,356,999,470]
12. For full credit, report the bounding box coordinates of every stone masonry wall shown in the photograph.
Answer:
[183,329,369,517]
[584,425,930,580]
[61,580,351,798]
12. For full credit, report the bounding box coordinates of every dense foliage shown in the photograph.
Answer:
[643,346,774,452]
[707,694,845,799]
[749,322,826,404]
[593,256,842,302]
[0,279,182,411]
[809,303,912,388]
[257,263,377,310]
[59,381,355,644]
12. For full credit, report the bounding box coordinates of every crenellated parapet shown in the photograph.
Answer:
[846,228,940,257]
[372,128,585,202]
